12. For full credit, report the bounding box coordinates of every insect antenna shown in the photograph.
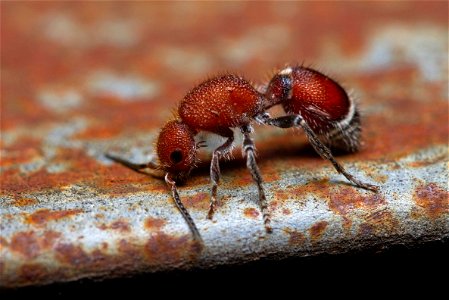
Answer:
[105,153,164,178]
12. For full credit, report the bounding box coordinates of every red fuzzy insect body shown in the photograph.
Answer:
[265,66,361,152]
[179,74,264,135]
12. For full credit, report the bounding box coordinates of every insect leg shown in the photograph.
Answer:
[207,130,235,220]
[261,114,378,192]
[241,125,272,233]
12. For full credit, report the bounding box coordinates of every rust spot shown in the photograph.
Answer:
[10,232,40,259]
[1,137,41,167]
[282,208,291,215]
[55,243,90,267]
[73,99,165,140]
[244,207,260,219]
[40,230,62,249]
[26,208,83,226]
[110,220,131,232]
[118,239,141,258]
[0,262,4,279]
[74,125,122,139]
[98,220,130,232]
[361,96,448,161]
[274,190,289,201]
[144,233,193,264]
[19,263,48,285]
[329,187,385,216]
[0,236,9,250]
[408,152,447,168]
[1,148,165,198]
[12,197,38,206]
[292,179,331,200]
[228,170,254,187]
[284,229,306,246]
[414,183,449,219]
[89,249,111,270]
[184,192,208,210]
[101,242,108,250]
[359,210,400,237]
[144,217,167,230]
[269,200,280,211]
[309,221,328,242]
[327,188,385,231]
[358,223,374,237]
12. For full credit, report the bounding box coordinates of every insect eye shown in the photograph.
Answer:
[170,149,183,164]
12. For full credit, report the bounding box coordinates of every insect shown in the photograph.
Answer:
[107,66,378,244]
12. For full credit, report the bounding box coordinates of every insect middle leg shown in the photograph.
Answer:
[207,129,235,220]
[241,125,272,233]
[258,114,378,192]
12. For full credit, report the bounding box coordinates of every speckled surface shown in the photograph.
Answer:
[1,2,448,287]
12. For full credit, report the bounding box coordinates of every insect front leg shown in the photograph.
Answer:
[165,173,203,245]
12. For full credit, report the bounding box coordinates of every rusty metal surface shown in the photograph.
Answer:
[1,2,448,288]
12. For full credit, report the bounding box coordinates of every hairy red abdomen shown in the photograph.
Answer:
[179,74,263,135]
[282,67,351,132]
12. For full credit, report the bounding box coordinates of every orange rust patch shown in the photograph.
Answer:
[0,262,4,280]
[5,230,60,259]
[19,263,48,285]
[10,232,40,259]
[282,208,291,215]
[284,229,306,246]
[144,217,167,230]
[55,243,90,267]
[0,148,165,198]
[275,190,289,201]
[1,137,41,167]
[414,183,449,219]
[259,164,281,183]
[89,249,115,270]
[118,239,142,258]
[361,97,448,161]
[12,197,38,207]
[101,242,108,250]
[228,171,254,187]
[74,125,123,140]
[269,200,280,211]
[110,220,131,232]
[291,179,331,201]
[309,221,328,242]
[408,152,447,168]
[0,236,9,250]
[40,230,62,249]
[98,219,131,232]
[26,209,83,226]
[359,210,399,237]
[184,192,209,210]
[244,207,260,219]
[144,233,192,264]
[329,188,385,216]
[73,99,165,140]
